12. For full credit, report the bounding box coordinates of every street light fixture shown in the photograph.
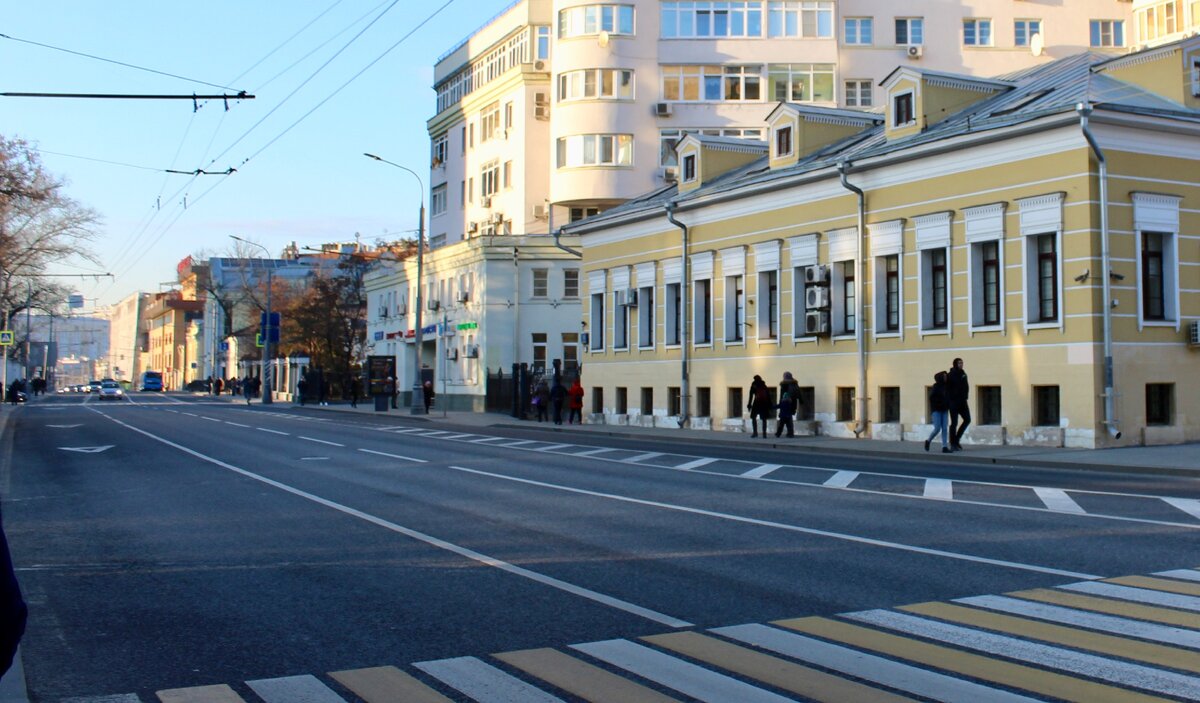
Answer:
[364,152,428,415]
[229,235,274,405]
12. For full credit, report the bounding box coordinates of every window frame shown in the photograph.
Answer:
[757,269,779,342]
[430,184,448,216]
[875,254,902,335]
[1089,19,1125,47]
[665,281,682,346]
[559,68,636,102]
[1014,19,1042,47]
[556,134,635,168]
[844,79,873,108]
[531,268,549,298]
[892,90,915,127]
[833,259,856,336]
[661,64,763,103]
[693,277,713,345]
[589,291,606,351]
[920,246,949,332]
[724,274,745,343]
[661,1,764,38]
[638,283,655,349]
[559,4,636,39]
[843,16,873,45]
[768,63,835,103]
[963,18,993,46]
[563,269,580,298]
[895,17,924,45]
[767,1,835,38]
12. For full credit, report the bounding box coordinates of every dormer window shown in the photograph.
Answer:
[682,153,697,182]
[775,125,793,158]
[893,92,915,127]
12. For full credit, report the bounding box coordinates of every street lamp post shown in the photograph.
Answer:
[230,235,274,405]
[364,152,427,415]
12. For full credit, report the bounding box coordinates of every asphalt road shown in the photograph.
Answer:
[3,392,1200,702]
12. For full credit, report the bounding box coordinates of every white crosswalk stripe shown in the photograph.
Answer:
[1163,497,1200,521]
[1033,487,1086,513]
[741,463,782,478]
[571,639,796,703]
[956,594,1200,648]
[673,457,718,470]
[823,470,859,488]
[247,674,348,702]
[626,452,664,463]
[534,443,572,451]
[845,608,1200,700]
[1157,568,1200,582]
[713,623,1039,703]
[924,478,953,500]
[415,656,565,703]
[1060,580,1200,611]
[61,696,140,703]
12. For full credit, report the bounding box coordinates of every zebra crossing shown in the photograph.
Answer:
[68,566,1200,702]
[367,425,1200,529]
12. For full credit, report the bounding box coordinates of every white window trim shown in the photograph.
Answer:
[1018,193,1065,333]
[869,220,904,340]
[914,212,952,337]
[1133,192,1183,331]
[963,18,993,47]
[754,240,781,343]
[965,203,1006,334]
[892,89,917,128]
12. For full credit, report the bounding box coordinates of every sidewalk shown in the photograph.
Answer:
[257,396,1200,477]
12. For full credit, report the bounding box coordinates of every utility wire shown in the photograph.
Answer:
[252,0,391,93]
[231,0,347,87]
[0,32,241,92]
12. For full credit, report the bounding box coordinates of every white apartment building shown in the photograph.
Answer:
[1133,0,1200,47]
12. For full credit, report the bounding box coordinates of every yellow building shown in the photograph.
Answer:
[564,37,1200,448]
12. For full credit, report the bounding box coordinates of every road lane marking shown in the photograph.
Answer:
[446,465,1100,580]
[1011,588,1200,629]
[1163,497,1200,521]
[256,428,289,436]
[924,478,953,500]
[96,411,691,629]
[157,684,247,702]
[471,436,509,444]
[570,639,794,703]
[201,416,221,423]
[224,421,251,428]
[1034,487,1086,514]
[182,412,198,417]
[329,666,454,703]
[741,464,782,479]
[59,445,113,454]
[299,457,329,461]
[674,457,718,470]
[1157,568,1200,583]
[358,448,427,464]
[415,657,566,703]
[502,440,541,447]
[246,674,346,703]
[823,471,859,488]
[299,436,344,447]
[536,443,572,452]
[627,452,664,463]
[495,648,680,703]
[574,447,615,456]
[1059,581,1200,611]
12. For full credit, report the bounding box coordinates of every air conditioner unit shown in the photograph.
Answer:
[805,286,831,310]
[907,44,924,59]
[1190,320,1200,347]
[446,348,458,361]
[456,290,470,304]
[427,299,441,312]
[534,60,546,71]
[613,289,625,307]
[531,204,547,219]
[659,166,678,183]
[805,264,830,285]
[378,306,389,318]
[805,310,831,335]
[623,288,638,307]
[397,302,407,315]
[655,102,673,117]
[466,344,480,358]
[491,212,505,224]
[534,92,550,120]
[481,196,492,208]
[467,221,479,233]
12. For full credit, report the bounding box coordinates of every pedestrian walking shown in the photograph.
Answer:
[947,357,971,451]
[0,511,27,679]
[296,377,308,406]
[350,376,361,408]
[318,377,328,406]
[567,379,585,424]
[926,371,952,453]
[422,380,435,414]
[550,379,567,425]
[533,381,551,422]
[243,377,253,405]
[387,376,398,409]
[747,374,771,438]
[775,392,795,438]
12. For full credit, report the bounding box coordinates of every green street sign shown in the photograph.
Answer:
[255,333,264,348]
[0,330,13,346]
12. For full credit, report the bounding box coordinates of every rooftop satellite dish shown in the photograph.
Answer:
[597,30,610,48]
[1030,33,1044,57]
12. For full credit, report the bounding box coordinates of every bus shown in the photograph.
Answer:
[140,370,164,392]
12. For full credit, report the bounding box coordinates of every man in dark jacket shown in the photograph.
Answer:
[747,374,771,438]
[1,511,27,680]
[947,357,970,451]
[549,380,567,425]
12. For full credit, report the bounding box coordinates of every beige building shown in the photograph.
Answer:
[1133,0,1200,48]
[564,36,1200,448]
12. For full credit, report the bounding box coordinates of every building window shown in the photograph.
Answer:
[1033,233,1058,322]
[480,102,501,142]
[532,333,548,371]
[1138,2,1182,42]
[556,134,634,168]
[979,240,1001,326]
[896,17,924,45]
[665,282,682,345]
[728,387,744,418]
[564,269,580,298]
[559,4,635,38]
[845,80,872,107]
[1014,19,1041,46]
[589,292,605,350]
[536,26,551,59]
[844,16,873,45]
[431,184,448,216]
[659,128,762,166]
[668,386,681,416]
[893,92,915,126]
[837,387,855,422]
[922,247,947,330]
[978,386,1002,425]
[616,387,628,414]
[570,207,601,222]
[614,290,630,349]
[661,65,762,102]
[1034,386,1060,427]
[725,274,744,342]
[694,278,712,344]
[1142,231,1166,320]
[592,387,604,413]
[532,269,549,298]
[1090,20,1125,47]
[480,161,500,199]
[638,284,655,348]
[759,270,778,339]
[697,387,711,417]
[878,254,900,332]
[795,387,814,420]
[559,68,635,101]
[767,2,834,38]
[839,260,856,334]
[682,153,697,182]
[432,134,448,166]
[880,387,900,423]
[562,333,580,375]
[641,387,653,415]
[773,126,794,159]
[661,1,763,38]
[768,63,834,103]
[1146,383,1173,426]
[503,161,512,189]
[963,18,992,46]
[467,177,474,204]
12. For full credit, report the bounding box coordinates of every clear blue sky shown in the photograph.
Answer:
[1,0,512,307]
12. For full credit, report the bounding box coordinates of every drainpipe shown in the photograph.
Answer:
[1078,103,1122,440]
[665,201,690,428]
[838,161,868,438]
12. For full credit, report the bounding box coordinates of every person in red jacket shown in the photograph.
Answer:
[566,379,585,425]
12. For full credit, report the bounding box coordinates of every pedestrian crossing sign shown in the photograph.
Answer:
[255,333,264,348]
[0,330,12,346]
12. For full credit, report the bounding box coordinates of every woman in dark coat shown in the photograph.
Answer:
[926,371,952,453]
[747,374,771,438]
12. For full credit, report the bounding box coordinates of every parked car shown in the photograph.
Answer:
[97,380,124,401]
